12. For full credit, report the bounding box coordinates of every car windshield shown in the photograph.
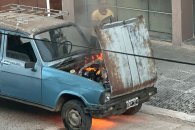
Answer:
[35,24,90,62]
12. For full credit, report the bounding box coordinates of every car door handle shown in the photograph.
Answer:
[1,61,11,65]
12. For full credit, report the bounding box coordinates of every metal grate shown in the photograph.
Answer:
[147,88,183,106]
[147,74,195,113]
[163,70,191,81]
[184,74,195,83]
[172,82,195,92]
[0,4,69,18]
[156,78,179,88]
[163,93,195,113]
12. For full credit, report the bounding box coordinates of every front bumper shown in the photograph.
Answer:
[86,87,157,118]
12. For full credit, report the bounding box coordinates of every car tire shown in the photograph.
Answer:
[61,100,92,130]
[123,103,142,115]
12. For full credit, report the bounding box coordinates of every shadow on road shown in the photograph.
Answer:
[0,98,145,130]
[0,98,65,129]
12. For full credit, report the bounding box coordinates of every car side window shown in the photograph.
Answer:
[6,34,37,62]
[0,33,2,52]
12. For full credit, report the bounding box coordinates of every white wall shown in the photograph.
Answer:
[62,0,75,22]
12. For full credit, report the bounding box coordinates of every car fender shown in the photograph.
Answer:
[55,90,89,106]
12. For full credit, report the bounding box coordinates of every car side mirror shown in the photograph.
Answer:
[25,62,36,72]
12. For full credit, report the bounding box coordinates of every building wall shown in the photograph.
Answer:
[73,0,172,41]
[172,0,194,45]
[50,0,62,10]
[0,0,46,9]
[62,0,75,22]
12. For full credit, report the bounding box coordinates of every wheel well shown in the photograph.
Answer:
[55,94,85,112]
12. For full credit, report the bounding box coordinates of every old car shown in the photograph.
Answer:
[0,4,157,130]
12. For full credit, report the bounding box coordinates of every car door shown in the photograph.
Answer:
[0,30,5,95]
[0,31,42,104]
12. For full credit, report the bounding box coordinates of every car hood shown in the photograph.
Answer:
[42,67,105,92]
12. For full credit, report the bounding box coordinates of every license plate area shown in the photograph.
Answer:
[126,97,139,109]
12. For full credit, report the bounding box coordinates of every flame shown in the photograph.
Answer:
[85,53,103,64]
[83,53,104,79]
[85,67,97,72]
[96,53,103,60]
[92,118,116,130]
[92,115,147,130]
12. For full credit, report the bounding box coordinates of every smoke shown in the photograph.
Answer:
[74,0,115,26]
[73,0,114,43]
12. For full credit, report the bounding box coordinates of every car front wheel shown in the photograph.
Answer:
[61,100,92,130]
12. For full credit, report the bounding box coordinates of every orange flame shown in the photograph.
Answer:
[85,53,103,64]
[92,118,116,130]
[96,53,103,60]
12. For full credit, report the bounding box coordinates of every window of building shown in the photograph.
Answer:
[6,34,37,62]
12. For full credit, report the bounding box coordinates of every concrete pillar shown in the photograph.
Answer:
[172,0,182,45]
[62,0,75,22]
[172,0,193,45]
[46,0,50,10]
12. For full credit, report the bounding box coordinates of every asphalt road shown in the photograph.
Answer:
[0,98,195,130]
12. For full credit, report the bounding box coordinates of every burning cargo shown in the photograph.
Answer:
[57,52,109,88]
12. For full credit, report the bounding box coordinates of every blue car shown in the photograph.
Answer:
[0,7,157,130]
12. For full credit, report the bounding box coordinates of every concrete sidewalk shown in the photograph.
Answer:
[146,41,195,114]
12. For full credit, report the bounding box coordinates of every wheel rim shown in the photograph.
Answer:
[68,109,82,127]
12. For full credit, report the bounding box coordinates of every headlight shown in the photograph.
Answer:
[100,92,111,104]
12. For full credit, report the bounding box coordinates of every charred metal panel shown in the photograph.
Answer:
[97,16,157,97]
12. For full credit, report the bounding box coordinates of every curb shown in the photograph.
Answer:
[141,104,195,123]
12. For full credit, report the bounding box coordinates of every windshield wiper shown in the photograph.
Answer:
[55,57,74,68]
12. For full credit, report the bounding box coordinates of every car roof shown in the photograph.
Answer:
[0,12,70,36]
